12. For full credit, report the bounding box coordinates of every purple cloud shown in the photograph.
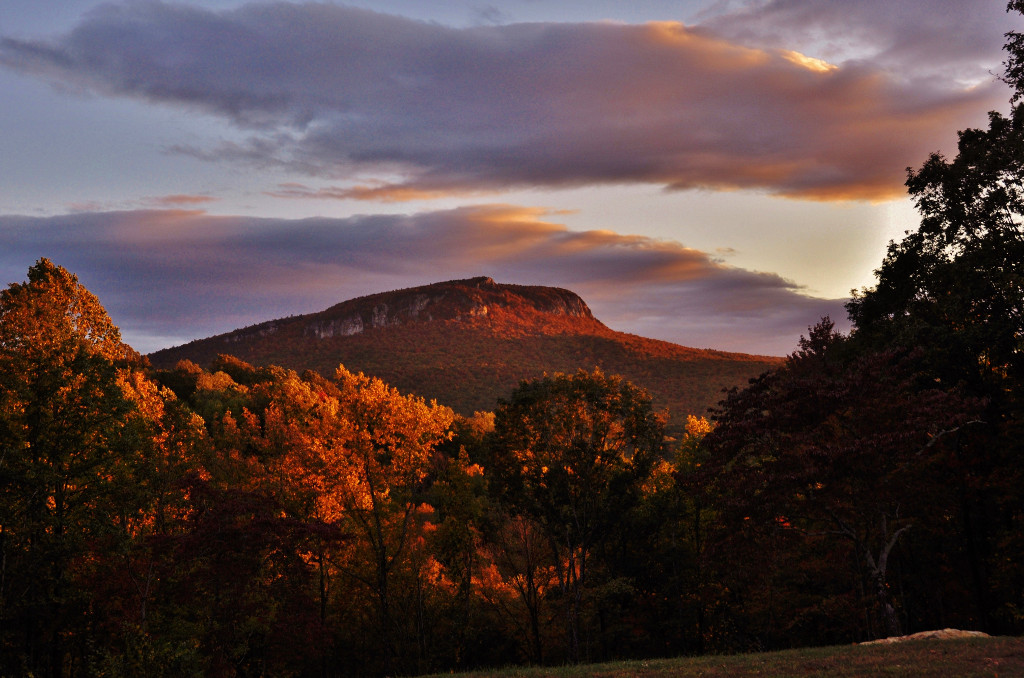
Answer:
[0,1,1005,200]
[700,0,1020,84]
[0,206,847,355]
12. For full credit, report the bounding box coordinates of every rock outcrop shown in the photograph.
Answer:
[300,276,596,339]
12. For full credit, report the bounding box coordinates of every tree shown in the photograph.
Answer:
[423,421,499,669]
[80,369,211,676]
[489,369,665,662]
[842,3,1024,632]
[704,320,980,643]
[666,415,717,653]
[141,361,351,676]
[329,366,454,675]
[202,366,345,676]
[0,259,140,676]
[847,105,1024,395]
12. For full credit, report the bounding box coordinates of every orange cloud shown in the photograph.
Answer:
[143,194,218,207]
[264,182,476,203]
[781,50,837,73]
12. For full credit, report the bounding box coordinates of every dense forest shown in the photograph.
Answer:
[4,5,1024,677]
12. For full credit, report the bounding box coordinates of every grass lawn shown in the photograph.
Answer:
[421,636,1024,678]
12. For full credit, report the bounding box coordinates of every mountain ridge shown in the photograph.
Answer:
[149,277,783,426]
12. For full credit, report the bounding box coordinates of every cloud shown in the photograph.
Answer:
[0,206,847,355]
[0,1,1005,201]
[264,182,469,203]
[142,194,219,207]
[699,0,1021,85]
[64,194,219,213]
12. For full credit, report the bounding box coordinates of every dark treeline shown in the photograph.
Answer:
[4,5,1024,676]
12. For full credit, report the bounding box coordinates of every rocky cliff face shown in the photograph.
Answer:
[300,277,596,339]
[160,276,605,356]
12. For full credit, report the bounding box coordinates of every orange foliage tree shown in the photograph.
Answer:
[0,260,143,676]
[489,369,665,663]
[326,367,453,675]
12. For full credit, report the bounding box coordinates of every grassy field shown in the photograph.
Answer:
[422,637,1024,678]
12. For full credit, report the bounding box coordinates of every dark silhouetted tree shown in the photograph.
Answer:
[843,2,1024,631]
[704,320,980,643]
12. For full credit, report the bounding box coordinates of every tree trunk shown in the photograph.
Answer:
[863,521,911,638]
[872,569,902,638]
[319,553,328,678]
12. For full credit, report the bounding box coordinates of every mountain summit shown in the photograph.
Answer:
[149,277,781,425]
[301,276,602,339]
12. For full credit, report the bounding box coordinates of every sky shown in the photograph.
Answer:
[0,0,1020,356]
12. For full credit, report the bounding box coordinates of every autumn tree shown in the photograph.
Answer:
[618,414,718,655]
[328,366,454,675]
[489,369,665,663]
[258,370,349,668]
[0,259,140,676]
[422,414,507,669]
[138,360,353,676]
[191,366,345,676]
[80,369,211,677]
[148,357,460,675]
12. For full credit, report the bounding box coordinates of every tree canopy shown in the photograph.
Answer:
[489,369,666,662]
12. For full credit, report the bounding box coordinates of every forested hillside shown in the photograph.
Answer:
[148,277,780,429]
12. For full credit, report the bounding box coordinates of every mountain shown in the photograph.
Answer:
[148,277,782,428]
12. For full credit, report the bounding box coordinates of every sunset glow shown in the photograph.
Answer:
[781,49,837,72]
[1,0,1019,355]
